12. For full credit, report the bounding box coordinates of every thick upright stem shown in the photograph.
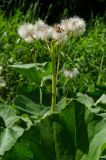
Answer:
[46,41,57,112]
[51,54,57,112]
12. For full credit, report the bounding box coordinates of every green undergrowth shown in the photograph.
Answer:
[0,93,106,160]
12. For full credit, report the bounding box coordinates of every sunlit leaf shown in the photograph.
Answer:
[10,62,52,84]
[56,97,67,112]
[76,92,94,108]
[14,95,44,115]
[82,129,106,160]
[95,94,106,105]
[0,126,24,156]
[0,105,19,128]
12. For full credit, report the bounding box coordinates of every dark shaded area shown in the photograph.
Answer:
[0,0,106,23]
[0,116,6,128]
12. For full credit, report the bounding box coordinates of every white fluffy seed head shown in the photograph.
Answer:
[18,23,35,43]
[33,20,54,41]
[60,16,86,37]
[33,26,54,41]
[63,68,79,78]
[51,25,68,42]
[52,30,67,42]
[34,19,47,29]
[18,17,86,43]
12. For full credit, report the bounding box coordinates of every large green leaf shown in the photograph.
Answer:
[2,113,59,160]
[74,101,89,158]
[0,105,32,157]
[59,100,76,155]
[75,100,106,160]
[81,129,106,160]
[14,95,50,121]
[83,103,106,141]
[2,100,76,160]
[10,62,52,84]
[1,96,106,159]
[53,122,74,160]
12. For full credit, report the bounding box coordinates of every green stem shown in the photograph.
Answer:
[51,53,57,112]
[46,41,57,112]
[40,87,42,105]
[56,55,60,80]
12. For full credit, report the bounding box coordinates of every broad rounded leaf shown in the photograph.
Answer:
[0,126,24,156]
[10,62,52,84]
[82,129,106,160]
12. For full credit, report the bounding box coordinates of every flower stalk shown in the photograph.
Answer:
[51,52,57,112]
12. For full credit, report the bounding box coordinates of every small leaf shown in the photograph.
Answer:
[76,92,94,108]
[95,94,106,105]
[56,97,67,112]
[14,95,44,115]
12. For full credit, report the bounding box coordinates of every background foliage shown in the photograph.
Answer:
[0,0,106,23]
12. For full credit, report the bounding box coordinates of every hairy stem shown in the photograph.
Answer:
[46,41,57,112]
[51,53,57,112]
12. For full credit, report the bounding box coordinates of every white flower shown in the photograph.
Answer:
[60,16,86,37]
[63,68,79,78]
[18,23,35,43]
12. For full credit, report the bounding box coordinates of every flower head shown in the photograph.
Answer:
[52,26,68,42]
[18,23,35,43]
[60,16,86,37]
[63,68,79,78]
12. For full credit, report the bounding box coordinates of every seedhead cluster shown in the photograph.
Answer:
[18,16,86,43]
